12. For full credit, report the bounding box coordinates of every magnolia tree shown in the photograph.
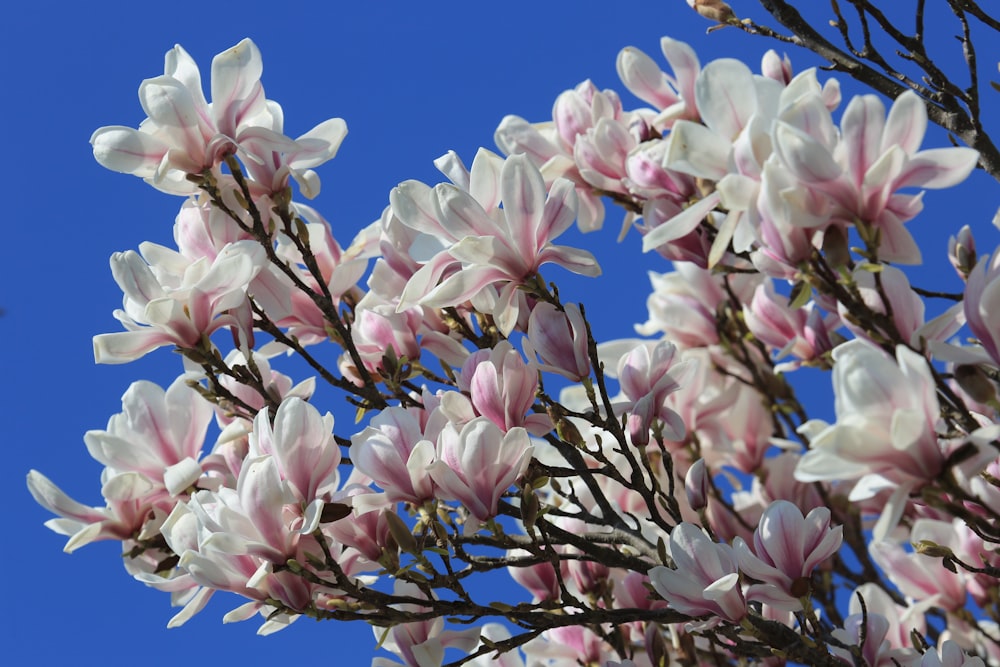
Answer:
[28,1,1000,665]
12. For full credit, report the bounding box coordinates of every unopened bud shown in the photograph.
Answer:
[761,50,792,84]
[645,619,670,667]
[954,364,996,405]
[627,411,650,448]
[521,485,540,531]
[384,511,418,554]
[949,225,977,280]
[822,224,851,269]
[687,0,736,23]
[685,458,709,511]
[913,539,955,559]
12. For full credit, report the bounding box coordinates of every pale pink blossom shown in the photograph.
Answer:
[648,522,747,625]
[91,39,346,198]
[684,458,708,511]
[949,225,977,280]
[85,377,213,495]
[93,240,268,363]
[428,418,533,523]
[158,481,321,629]
[27,469,154,553]
[773,90,979,263]
[871,535,968,612]
[636,263,761,349]
[28,377,213,552]
[640,58,785,252]
[831,610,917,667]
[616,340,691,443]
[734,500,843,611]
[173,195,254,262]
[524,301,591,381]
[346,296,423,379]
[850,583,927,652]
[521,626,621,666]
[962,250,1000,366]
[795,340,947,538]
[840,265,964,348]
[248,397,341,533]
[495,79,641,232]
[350,407,438,506]
[918,641,987,667]
[269,206,369,346]
[615,37,700,125]
[744,280,838,368]
[322,488,392,564]
[508,549,561,602]
[456,341,553,436]
[761,50,793,84]
[393,153,599,335]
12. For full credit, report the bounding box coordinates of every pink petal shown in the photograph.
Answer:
[841,94,886,187]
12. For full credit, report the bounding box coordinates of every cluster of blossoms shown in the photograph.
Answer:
[29,19,1000,667]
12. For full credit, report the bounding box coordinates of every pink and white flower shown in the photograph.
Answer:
[392,153,600,335]
[795,340,946,538]
[734,500,843,611]
[648,522,746,626]
[428,418,533,523]
[93,240,268,363]
[91,39,346,198]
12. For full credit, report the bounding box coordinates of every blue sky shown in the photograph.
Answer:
[5,2,999,665]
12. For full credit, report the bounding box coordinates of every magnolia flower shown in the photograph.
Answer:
[159,479,315,628]
[918,641,987,667]
[735,500,843,611]
[773,90,979,263]
[840,264,964,349]
[616,340,691,443]
[248,397,341,533]
[91,39,346,197]
[684,458,708,511]
[615,37,700,124]
[428,418,533,523]
[795,340,947,538]
[949,225,977,280]
[521,626,620,667]
[648,522,746,626]
[962,250,1000,366]
[27,377,213,552]
[494,79,642,232]
[455,341,553,436]
[350,407,438,506]
[392,152,600,334]
[93,240,269,363]
[347,297,423,377]
[744,280,838,368]
[830,610,917,667]
[871,536,968,612]
[524,301,591,381]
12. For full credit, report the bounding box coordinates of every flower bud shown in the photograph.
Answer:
[822,224,851,270]
[685,458,709,511]
[687,0,736,23]
[761,50,792,84]
[954,364,996,405]
[949,225,977,280]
